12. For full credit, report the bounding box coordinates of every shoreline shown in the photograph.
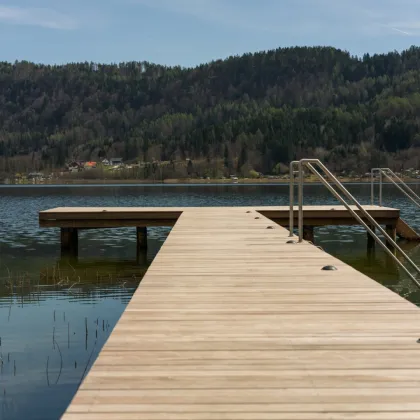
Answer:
[2,177,419,186]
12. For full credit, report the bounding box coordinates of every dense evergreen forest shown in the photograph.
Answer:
[1,46,420,178]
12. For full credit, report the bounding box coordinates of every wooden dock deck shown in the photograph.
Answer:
[60,206,420,419]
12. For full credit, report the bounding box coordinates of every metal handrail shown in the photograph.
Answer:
[289,159,420,288]
[289,160,299,237]
[371,168,420,208]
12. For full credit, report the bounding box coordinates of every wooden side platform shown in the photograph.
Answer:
[40,205,400,228]
[62,207,420,420]
[39,205,402,256]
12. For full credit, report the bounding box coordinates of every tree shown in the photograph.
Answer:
[237,145,248,172]
[187,159,193,176]
[223,145,231,172]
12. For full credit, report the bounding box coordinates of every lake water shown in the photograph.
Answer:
[0,183,420,419]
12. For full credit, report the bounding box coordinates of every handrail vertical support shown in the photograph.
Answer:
[298,161,304,242]
[379,171,383,207]
[289,161,299,237]
[371,169,375,205]
[289,162,295,237]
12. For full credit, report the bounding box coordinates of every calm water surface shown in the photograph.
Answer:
[0,183,420,419]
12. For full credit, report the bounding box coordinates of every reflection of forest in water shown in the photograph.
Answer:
[0,254,151,420]
[0,256,149,305]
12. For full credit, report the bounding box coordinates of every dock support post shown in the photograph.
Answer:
[303,226,315,244]
[136,227,148,252]
[367,225,376,259]
[136,250,148,266]
[386,224,397,255]
[61,228,78,257]
[367,225,376,251]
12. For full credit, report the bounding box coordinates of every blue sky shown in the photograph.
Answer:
[0,0,419,66]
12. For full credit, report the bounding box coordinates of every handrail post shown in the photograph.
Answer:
[289,161,297,237]
[371,169,375,205]
[298,161,304,242]
[379,170,383,207]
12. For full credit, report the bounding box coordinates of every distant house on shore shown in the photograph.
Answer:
[110,158,123,167]
[84,161,97,170]
[101,159,111,166]
[66,161,84,173]
[28,172,44,180]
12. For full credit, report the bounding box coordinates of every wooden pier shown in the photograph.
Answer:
[42,206,420,419]
[39,205,408,256]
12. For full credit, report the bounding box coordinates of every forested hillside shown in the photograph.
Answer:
[1,46,420,178]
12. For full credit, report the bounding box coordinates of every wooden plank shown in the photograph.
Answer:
[62,207,420,419]
[80,370,420,389]
[67,387,420,403]
[63,413,420,420]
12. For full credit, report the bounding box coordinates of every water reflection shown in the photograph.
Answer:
[0,244,157,420]
[1,259,149,306]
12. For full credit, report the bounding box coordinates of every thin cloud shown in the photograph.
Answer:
[355,0,420,36]
[389,20,420,35]
[131,0,420,38]
[132,0,260,30]
[0,5,77,30]
[391,27,411,36]
[131,0,322,34]
[316,0,420,37]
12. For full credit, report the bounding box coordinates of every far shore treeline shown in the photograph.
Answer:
[1,46,420,180]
